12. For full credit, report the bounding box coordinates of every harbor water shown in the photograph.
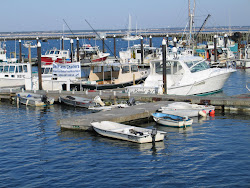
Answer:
[0,38,250,187]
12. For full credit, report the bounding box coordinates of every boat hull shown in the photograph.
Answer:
[127,69,235,95]
[69,76,147,90]
[91,121,166,143]
[159,102,215,117]
[59,95,95,108]
[152,113,193,128]
[17,93,54,107]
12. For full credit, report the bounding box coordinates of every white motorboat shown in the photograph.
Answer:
[152,112,193,128]
[41,48,71,65]
[158,102,215,117]
[59,95,95,108]
[91,121,166,143]
[126,55,236,95]
[78,44,110,63]
[16,92,54,106]
[0,62,32,88]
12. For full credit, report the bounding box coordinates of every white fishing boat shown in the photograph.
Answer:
[23,41,37,48]
[126,55,236,95]
[152,112,193,128]
[78,44,110,63]
[0,62,32,88]
[41,48,71,65]
[158,102,215,117]
[16,92,54,106]
[59,95,95,108]
[91,121,166,143]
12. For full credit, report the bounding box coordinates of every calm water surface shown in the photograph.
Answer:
[0,101,249,187]
[1,38,250,188]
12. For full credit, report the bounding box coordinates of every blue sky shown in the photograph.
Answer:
[1,0,249,32]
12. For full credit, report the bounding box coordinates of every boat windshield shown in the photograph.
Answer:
[49,50,55,55]
[155,61,183,75]
[185,60,210,73]
[122,66,130,73]
[131,65,138,72]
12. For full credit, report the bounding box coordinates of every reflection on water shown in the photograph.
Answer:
[0,99,250,187]
[58,129,166,156]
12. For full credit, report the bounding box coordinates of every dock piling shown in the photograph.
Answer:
[19,39,22,63]
[162,39,167,94]
[37,42,43,90]
[214,35,217,62]
[70,39,73,62]
[140,36,144,64]
[149,35,152,47]
[77,37,79,62]
[113,35,116,58]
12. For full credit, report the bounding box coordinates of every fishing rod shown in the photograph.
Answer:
[63,19,87,47]
[85,19,118,59]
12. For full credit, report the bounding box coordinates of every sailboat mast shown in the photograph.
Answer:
[188,0,195,46]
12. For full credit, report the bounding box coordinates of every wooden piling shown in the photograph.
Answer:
[76,37,79,62]
[224,34,228,48]
[61,36,64,50]
[102,36,105,53]
[166,34,169,47]
[140,36,144,64]
[19,39,22,63]
[149,35,152,47]
[113,35,116,58]
[37,42,42,90]
[214,35,217,62]
[70,39,73,62]
[162,39,167,94]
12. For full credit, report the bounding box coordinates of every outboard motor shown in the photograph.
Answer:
[41,95,48,104]
[127,97,135,106]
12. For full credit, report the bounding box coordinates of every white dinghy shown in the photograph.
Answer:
[91,121,166,143]
[16,92,54,107]
[158,102,215,117]
[152,112,193,128]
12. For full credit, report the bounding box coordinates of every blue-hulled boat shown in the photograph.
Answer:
[152,112,193,128]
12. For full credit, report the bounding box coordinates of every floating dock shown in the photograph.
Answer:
[1,89,249,131]
[53,90,250,131]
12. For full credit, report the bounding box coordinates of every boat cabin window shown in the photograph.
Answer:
[16,65,23,73]
[112,66,120,72]
[3,66,9,73]
[42,67,52,74]
[122,66,130,73]
[185,60,210,73]
[0,66,3,72]
[155,61,183,75]
[49,50,55,55]
[93,66,102,73]
[9,66,15,73]
[131,65,138,72]
[103,66,111,72]
[55,51,60,55]
[23,65,28,72]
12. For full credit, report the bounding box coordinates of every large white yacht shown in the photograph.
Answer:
[126,55,236,95]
